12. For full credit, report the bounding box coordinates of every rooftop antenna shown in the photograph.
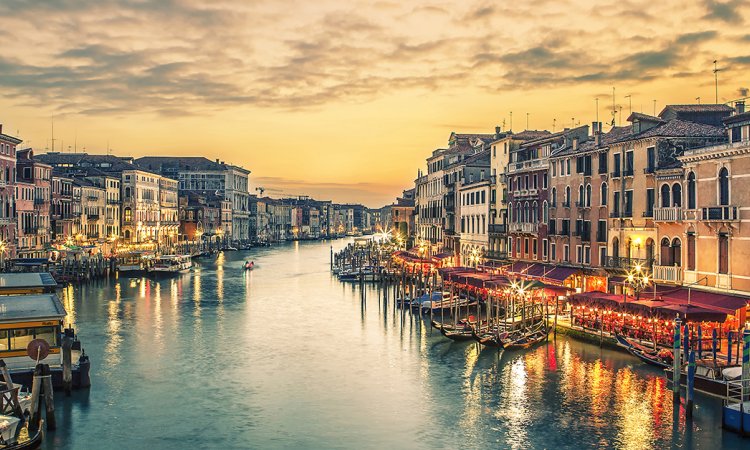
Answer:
[713,60,722,103]
[509,111,513,132]
[595,97,599,124]
[526,112,529,130]
[552,118,556,132]
[696,96,701,104]
[625,94,632,116]
[653,99,657,116]
[611,87,616,126]
[50,115,55,152]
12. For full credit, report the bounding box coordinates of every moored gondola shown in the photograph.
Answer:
[615,333,672,368]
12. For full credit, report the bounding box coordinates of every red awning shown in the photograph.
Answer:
[652,284,749,315]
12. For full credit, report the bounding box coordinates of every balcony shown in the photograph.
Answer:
[507,158,548,174]
[653,207,682,222]
[652,265,683,283]
[485,250,508,261]
[643,166,656,175]
[605,257,653,270]
[623,168,634,177]
[701,206,739,222]
[0,217,10,225]
[0,180,6,188]
[508,222,538,234]
[610,170,621,178]
[574,201,590,209]
[33,198,45,205]
[488,224,507,235]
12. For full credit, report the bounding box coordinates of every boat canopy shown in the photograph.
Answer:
[0,294,66,323]
[0,273,57,294]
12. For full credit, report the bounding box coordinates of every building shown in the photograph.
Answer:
[16,149,51,258]
[134,157,251,243]
[605,106,728,280]
[390,188,415,243]
[487,130,552,263]
[0,125,21,258]
[672,102,748,293]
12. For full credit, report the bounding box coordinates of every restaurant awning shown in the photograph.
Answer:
[651,284,749,315]
[432,252,453,260]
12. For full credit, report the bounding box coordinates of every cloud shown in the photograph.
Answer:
[702,0,745,23]
[252,176,405,207]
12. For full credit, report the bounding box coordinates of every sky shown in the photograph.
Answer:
[0,0,748,207]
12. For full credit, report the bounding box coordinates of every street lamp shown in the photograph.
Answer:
[626,262,651,300]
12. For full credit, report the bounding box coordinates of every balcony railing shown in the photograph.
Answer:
[507,159,548,174]
[652,265,683,283]
[485,250,508,261]
[701,206,739,221]
[0,180,6,188]
[653,207,682,222]
[488,224,507,234]
[643,166,656,174]
[623,168,634,177]
[574,201,590,209]
[33,198,45,205]
[605,257,653,270]
[508,222,539,234]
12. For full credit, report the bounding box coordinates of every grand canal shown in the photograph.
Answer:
[45,239,744,449]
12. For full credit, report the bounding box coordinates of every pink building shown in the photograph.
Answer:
[0,124,20,260]
[16,149,51,258]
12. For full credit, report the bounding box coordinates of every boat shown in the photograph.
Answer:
[0,412,43,449]
[115,251,152,274]
[243,261,255,271]
[0,293,90,390]
[432,320,476,341]
[499,322,549,350]
[615,333,672,368]
[223,246,238,251]
[665,359,742,398]
[148,255,193,274]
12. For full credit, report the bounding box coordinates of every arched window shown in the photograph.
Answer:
[542,201,548,223]
[687,172,696,209]
[532,201,538,222]
[508,203,513,223]
[551,187,557,206]
[719,167,729,205]
[612,237,620,260]
[565,186,571,206]
[687,233,696,270]
[516,203,522,223]
[124,187,131,199]
[660,184,670,207]
[645,238,655,263]
[585,184,592,207]
[123,207,132,223]
[672,183,682,207]
[719,233,729,274]
[524,202,530,222]
[671,238,682,267]
[578,184,584,204]
[660,237,671,266]
[601,182,608,206]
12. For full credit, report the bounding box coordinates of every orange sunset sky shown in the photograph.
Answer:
[0,0,748,207]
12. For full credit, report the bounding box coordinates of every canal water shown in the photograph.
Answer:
[45,239,745,449]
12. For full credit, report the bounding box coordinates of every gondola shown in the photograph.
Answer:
[615,333,672,368]
[500,324,549,350]
[432,320,475,341]
[471,328,503,348]
[243,261,255,271]
[1,418,44,450]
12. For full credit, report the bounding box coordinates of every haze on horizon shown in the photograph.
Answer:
[0,0,748,207]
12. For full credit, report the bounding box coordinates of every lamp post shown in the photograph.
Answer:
[626,262,651,301]
[0,240,6,272]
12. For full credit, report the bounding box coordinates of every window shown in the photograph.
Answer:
[552,163,557,177]
[578,185,584,205]
[542,174,547,189]
[10,329,34,351]
[687,172,696,209]
[599,247,607,266]
[524,238,529,255]
[624,190,633,217]
[625,151,634,176]
[551,188,557,206]
[563,244,570,262]
[660,184,670,208]
[542,201,548,223]
[533,239,538,259]
[543,239,548,259]
[660,238,671,266]
[585,184,592,207]
[601,183,608,206]
[613,153,621,176]
[566,159,571,175]
[576,245,583,263]
[646,147,655,173]
[613,191,620,216]
[584,246,591,264]
[645,188,654,217]
[687,233,696,271]
[551,243,557,260]
[564,186,571,207]
[719,167,729,205]
[671,238,681,267]
[672,184,682,207]
[597,220,607,242]
[718,233,729,274]
[124,207,132,223]
[598,152,608,174]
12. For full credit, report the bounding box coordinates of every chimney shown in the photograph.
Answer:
[591,121,599,135]
[495,126,501,136]
[572,137,578,150]
[216,158,220,163]
[0,124,2,134]
[737,101,746,115]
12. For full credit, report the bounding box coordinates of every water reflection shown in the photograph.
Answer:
[43,240,746,450]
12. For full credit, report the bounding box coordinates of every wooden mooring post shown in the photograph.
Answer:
[62,335,74,396]
[29,364,56,431]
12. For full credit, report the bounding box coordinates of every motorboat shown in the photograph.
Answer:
[149,255,193,274]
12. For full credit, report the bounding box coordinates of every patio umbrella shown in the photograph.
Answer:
[697,325,703,359]
[712,328,718,363]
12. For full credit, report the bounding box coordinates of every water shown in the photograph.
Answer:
[43,239,745,449]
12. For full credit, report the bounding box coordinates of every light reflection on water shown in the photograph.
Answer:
[44,240,745,450]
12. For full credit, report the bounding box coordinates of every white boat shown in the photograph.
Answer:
[149,255,193,274]
[116,251,152,273]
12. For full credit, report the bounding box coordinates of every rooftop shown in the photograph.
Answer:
[0,294,66,323]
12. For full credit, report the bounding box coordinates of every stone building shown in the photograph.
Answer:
[0,125,20,258]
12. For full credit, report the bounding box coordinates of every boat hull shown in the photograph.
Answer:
[664,369,728,398]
